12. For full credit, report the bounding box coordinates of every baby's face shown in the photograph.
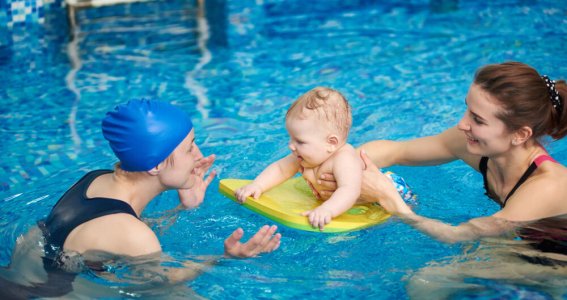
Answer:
[285,116,334,168]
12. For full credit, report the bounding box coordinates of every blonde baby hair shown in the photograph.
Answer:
[286,87,352,139]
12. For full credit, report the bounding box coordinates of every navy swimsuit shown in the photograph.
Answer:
[38,170,138,271]
[39,170,138,253]
[479,154,558,207]
[2,170,139,298]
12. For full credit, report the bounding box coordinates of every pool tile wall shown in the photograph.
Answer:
[0,0,64,46]
[0,0,64,28]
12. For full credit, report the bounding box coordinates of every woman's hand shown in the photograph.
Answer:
[316,174,337,200]
[178,154,217,208]
[317,151,413,215]
[224,225,281,258]
[358,151,413,215]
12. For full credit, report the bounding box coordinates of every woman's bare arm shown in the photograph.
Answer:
[357,151,515,242]
[360,126,473,168]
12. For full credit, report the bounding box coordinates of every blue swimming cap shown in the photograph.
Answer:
[102,100,193,171]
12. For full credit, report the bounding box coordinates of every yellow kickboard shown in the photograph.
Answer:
[219,177,391,233]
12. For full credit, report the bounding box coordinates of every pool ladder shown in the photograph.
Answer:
[65,0,152,29]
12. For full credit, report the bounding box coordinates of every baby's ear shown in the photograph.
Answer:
[327,134,339,146]
[327,135,339,152]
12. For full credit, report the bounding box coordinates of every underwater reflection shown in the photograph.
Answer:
[0,227,211,299]
[406,215,567,299]
[1,215,566,299]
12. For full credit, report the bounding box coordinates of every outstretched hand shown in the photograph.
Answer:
[178,154,217,208]
[224,225,281,258]
[235,183,263,203]
[301,207,332,231]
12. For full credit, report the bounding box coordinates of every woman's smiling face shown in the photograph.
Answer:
[457,84,515,157]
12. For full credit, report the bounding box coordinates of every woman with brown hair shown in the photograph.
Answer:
[321,61,567,241]
[318,61,567,296]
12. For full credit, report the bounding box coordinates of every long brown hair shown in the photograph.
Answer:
[474,62,567,140]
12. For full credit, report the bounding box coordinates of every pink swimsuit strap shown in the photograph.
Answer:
[533,154,558,167]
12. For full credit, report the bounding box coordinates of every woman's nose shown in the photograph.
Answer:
[457,114,470,131]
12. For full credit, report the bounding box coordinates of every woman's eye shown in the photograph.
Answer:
[468,111,483,125]
[472,116,484,125]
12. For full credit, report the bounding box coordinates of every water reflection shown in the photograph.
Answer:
[406,215,567,299]
[0,227,213,299]
[1,215,565,298]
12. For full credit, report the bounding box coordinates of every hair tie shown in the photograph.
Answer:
[541,75,563,118]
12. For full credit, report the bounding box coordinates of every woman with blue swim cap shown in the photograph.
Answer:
[39,100,281,278]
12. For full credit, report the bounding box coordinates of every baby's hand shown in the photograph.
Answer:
[302,207,332,231]
[235,183,263,203]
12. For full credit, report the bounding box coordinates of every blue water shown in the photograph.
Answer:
[1,0,567,298]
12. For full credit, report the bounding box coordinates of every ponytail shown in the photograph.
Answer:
[550,80,567,139]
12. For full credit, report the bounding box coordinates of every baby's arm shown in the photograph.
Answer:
[235,154,300,203]
[303,150,362,230]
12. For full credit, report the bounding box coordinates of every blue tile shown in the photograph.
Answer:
[0,182,9,192]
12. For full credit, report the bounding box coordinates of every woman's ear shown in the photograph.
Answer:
[147,163,163,176]
[512,126,533,146]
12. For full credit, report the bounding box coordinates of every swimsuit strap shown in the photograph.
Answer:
[534,154,557,167]
[479,154,558,207]
[502,162,537,206]
[479,156,491,198]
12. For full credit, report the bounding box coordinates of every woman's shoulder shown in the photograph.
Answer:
[67,214,160,256]
[535,160,567,193]
[532,158,567,187]
[497,166,567,221]
[538,156,567,171]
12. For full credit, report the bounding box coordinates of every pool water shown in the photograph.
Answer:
[1,0,567,298]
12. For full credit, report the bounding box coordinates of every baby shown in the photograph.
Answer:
[236,87,361,230]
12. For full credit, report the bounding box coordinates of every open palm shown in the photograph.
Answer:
[178,154,216,208]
